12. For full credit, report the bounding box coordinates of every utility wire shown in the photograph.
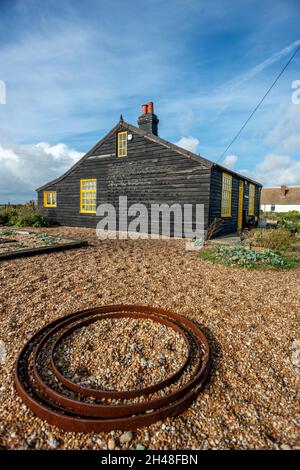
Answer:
[217,44,300,164]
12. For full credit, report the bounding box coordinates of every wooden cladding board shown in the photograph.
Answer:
[38,130,211,235]
[209,166,261,235]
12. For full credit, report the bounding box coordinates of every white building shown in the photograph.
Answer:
[261,185,300,213]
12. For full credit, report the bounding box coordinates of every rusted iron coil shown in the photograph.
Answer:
[14,305,211,432]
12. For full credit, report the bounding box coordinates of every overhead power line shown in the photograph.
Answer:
[217,44,300,164]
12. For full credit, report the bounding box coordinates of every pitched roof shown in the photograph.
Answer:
[36,119,262,191]
[261,186,300,205]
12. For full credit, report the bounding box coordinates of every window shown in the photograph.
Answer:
[248,184,255,215]
[117,131,127,157]
[271,204,275,212]
[221,173,232,217]
[43,191,57,208]
[80,179,96,214]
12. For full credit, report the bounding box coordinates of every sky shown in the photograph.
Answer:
[0,0,300,202]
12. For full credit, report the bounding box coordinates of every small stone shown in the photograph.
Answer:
[140,357,148,367]
[159,353,166,361]
[135,443,145,450]
[144,431,150,441]
[280,444,291,450]
[96,438,105,448]
[48,437,61,449]
[0,340,6,364]
[26,431,36,448]
[108,438,115,450]
[120,431,133,444]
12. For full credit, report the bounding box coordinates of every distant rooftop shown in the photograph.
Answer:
[261,185,300,205]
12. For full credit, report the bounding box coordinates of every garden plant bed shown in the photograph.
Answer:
[0,227,299,450]
[0,229,88,261]
[199,244,300,270]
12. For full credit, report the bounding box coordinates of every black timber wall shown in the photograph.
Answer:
[38,128,211,236]
[209,166,261,236]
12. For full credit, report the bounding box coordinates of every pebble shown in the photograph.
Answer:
[108,438,116,450]
[135,443,145,450]
[280,444,291,450]
[95,438,105,448]
[48,437,61,449]
[26,431,37,448]
[291,339,300,368]
[0,340,6,364]
[120,431,133,444]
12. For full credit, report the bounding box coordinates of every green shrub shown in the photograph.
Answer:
[0,206,18,226]
[8,206,46,227]
[247,228,292,252]
[0,205,46,227]
[277,211,300,223]
[277,220,300,234]
[260,211,300,233]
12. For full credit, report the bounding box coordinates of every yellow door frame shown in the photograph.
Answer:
[237,181,244,230]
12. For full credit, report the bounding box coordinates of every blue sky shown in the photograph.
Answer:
[0,0,300,202]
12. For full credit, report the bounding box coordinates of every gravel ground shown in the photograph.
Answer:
[55,317,188,391]
[0,226,299,450]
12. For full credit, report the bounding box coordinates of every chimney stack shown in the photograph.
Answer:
[138,101,159,135]
[280,185,287,197]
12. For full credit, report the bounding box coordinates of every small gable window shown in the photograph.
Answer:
[117,131,127,157]
[80,179,97,214]
[221,173,232,217]
[44,191,57,208]
[248,184,255,216]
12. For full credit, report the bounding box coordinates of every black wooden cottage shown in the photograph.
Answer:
[37,102,262,236]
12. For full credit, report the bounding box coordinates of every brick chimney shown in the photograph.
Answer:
[280,185,287,197]
[137,101,159,135]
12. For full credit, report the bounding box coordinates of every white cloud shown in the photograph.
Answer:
[251,153,300,187]
[0,142,84,203]
[222,154,238,169]
[36,142,83,162]
[266,103,300,153]
[175,136,200,154]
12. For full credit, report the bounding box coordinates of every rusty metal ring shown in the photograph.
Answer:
[31,312,198,418]
[49,311,192,399]
[14,305,212,432]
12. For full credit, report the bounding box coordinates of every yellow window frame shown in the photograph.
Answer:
[80,179,97,214]
[43,191,57,208]
[248,184,255,216]
[221,173,232,217]
[117,131,127,157]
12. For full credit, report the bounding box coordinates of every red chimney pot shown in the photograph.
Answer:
[142,104,148,115]
[148,101,154,114]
